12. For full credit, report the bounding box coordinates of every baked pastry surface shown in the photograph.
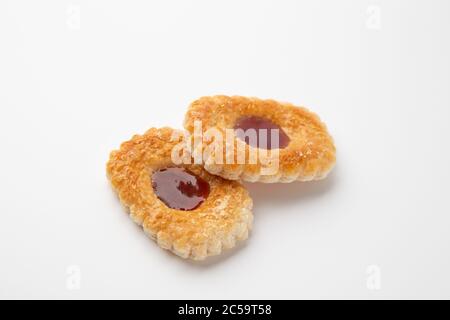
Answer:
[107,127,253,260]
[184,95,336,183]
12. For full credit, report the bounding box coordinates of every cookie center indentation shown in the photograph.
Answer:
[152,168,210,211]
[234,116,290,149]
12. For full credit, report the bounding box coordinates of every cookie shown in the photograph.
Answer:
[184,95,336,183]
[107,127,253,260]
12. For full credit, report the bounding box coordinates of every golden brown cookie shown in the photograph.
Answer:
[106,127,253,260]
[184,95,336,183]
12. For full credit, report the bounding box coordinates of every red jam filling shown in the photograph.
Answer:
[152,168,210,211]
[234,116,290,149]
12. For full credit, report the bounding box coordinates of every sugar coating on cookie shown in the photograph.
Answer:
[184,96,336,183]
[107,127,253,260]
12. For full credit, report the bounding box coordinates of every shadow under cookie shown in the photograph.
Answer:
[244,168,337,210]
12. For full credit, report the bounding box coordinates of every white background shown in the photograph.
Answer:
[1,0,449,299]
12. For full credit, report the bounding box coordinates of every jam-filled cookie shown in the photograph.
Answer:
[106,127,253,260]
[184,95,336,183]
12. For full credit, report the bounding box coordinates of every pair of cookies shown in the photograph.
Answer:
[107,96,336,260]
